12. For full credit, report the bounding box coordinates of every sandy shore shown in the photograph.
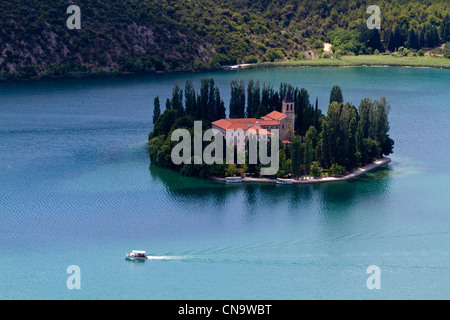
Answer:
[214,157,391,185]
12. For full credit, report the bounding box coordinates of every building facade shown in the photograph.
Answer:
[211,91,295,145]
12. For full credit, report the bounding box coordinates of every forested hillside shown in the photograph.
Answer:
[1,0,449,79]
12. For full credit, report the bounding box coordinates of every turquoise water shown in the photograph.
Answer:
[0,67,449,299]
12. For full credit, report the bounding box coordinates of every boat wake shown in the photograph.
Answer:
[146,255,189,260]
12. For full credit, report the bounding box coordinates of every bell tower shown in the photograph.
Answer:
[282,90,295,134]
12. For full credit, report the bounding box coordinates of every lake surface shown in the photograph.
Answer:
[0,67,449,299]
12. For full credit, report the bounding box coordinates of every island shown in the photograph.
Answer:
[148,79,394,183]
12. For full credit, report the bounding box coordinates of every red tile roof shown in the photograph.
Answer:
[212,110,285,132]
[258,120,280,126]
[212,118,259,130]
[263,111,286,121]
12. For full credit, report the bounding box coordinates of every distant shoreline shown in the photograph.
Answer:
[1,55,448,82]
[245,55,450,70]
[213,157,391,185]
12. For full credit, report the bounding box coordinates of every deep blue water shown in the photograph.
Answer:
[0,67,449,299]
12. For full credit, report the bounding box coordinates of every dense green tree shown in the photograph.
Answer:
[330,163,345,176]
[320,119,331,168]
[277,149,289,178]
[153,109,178,137]
[339,103,358,168]
[328,29,365,55]
[198,78,217,123]
[304,126,318,173]
[419,27,426,49]
[165,98,172,110]
[291,135,303,177]
[407,28,420,50]
[246,79,261,118]
[153,96,161,125]
[385,29,394,52]
[355,97,394,164]
[325,101,341,165]
[329,85,343,105]
[171,82,184,115]
[257,82,272,117]
[184,80,197,117]
[374,97,394,157]
[392,25,405,51]
[294,88,310,136]
[441,19,450,42]
[213,86,226,121]
[368,29,383,52]
[229,79,246,118]
[314,97,320,131]
[424,24,441,48]
[310,161,321,178]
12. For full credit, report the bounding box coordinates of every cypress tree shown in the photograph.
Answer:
[229,80,239,118]
[304,126,318,173]
[386,29,396,52]
[368,29,383,52]
[433,25,441,47]
[295,88,310,136]
[171,82,184,115]
[321,119,331,168]
[314,97,320,131]
[258,81,271,117]
[199,79,209,121]
[252,80,260,117]
[291,136,302,177]
[184,80,197,118]
[153,96,161,125]
[207,78,215,122]
[247,79,254,118]
[393,25,404,50]
[229,79,245,118]
[238,80,246,118]
[442,20,450,42]
[213,86,226,121]
[407,28,420,50]
[165,98,172,110]
[419,26,426,49]
[330,85,343,105]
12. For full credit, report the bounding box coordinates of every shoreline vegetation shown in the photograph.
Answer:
[213,157,391,184]
[2,54,448,82]
[148,80,395,182]
[249,54,450,70]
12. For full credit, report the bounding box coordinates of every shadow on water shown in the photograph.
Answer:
[316,165,394,226]
[149,157,394,217]
[149,163,238,206]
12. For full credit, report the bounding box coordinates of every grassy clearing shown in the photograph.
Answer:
[252,55,450,69]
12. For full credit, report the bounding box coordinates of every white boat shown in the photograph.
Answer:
[276,178,294,185]
[125,250,147,261]
[225,177,243,183]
